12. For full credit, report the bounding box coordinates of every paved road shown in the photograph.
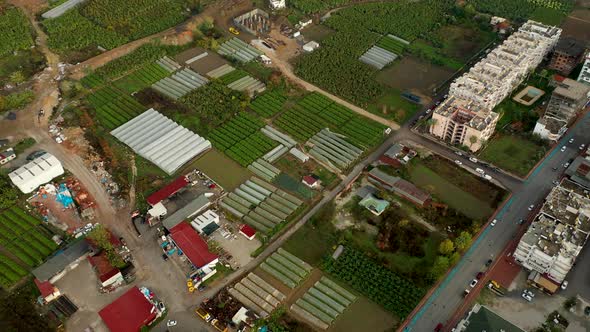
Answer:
[403,112,590,332]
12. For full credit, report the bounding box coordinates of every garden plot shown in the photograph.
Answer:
[206,64,236,79]
[220,177,303,234]
[156,56,181,72]
[218,37,263,63]
[151,68,209,100]
[260,248,312,289]
[207,113,277,167]
[308,129,363,171]
[228,272,286,317]
[250,92,287,118]
[110,108,211,174]
[376,34,409,54]
[87,86,145,130]
[291,276,357,330]
[359,46,398,70]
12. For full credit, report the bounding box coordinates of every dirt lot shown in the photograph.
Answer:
[376,57,455,96]
[207,217,261,268]
[561,10,590,42]
[174,47,229,76]
[188,149,252,191]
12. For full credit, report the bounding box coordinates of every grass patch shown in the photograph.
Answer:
[478,135,548,177]
[12,137,36,155]
[408,41,464,71]
[186,149,251,191]
[530,7,567,26]
[408,164,494,220]
[366,90,420,124]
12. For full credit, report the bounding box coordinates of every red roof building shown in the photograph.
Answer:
[34,278,60,303]
[170,222,218,268]
[88,253,123,288]
[302,175,320,188]
[99,287,157,332]
[146,176,189,206]
[239,224,256,240]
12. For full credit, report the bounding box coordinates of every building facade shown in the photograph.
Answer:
[548,37,586,75]
[432,21,561,151]
[578,54,590,86]
[513,179,590,284]
[533,78,590,140]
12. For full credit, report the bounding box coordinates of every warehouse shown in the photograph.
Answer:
[110,109,211,175]
[99,287,158,332]
[8,153,64,193]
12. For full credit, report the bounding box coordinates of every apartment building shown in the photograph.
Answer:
[432,21,561,151]
[548,37,586,75]
[430,97,499,151]
[513,179,590,286]
[533,78,590,140]
[578,54,590,86]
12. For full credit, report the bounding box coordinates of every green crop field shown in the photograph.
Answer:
[467,0,573,21]
[87,86,145,130]
[0,7,34,57]
[0,207,58,270]
[249,91,287,118]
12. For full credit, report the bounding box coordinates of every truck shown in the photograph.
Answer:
[196,308,213,323]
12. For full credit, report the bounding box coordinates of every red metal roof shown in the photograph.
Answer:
[240,224,256,238]
[34,278,55,298]
[302,175,317,185]
[88,253,120,283]
[99,287,157,332]
[553,74,566,82]
[146,176,189,206]
[170,222,217,268]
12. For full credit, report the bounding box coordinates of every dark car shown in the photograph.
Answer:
[162,253,168,261]
[476,272,485,280]
[485,259,493,267]
[434,323,443,332]
[27,150,46,161]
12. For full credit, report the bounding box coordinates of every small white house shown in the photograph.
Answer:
[8,153,64,193]
[303,41,320,53]
[269,0,286,9]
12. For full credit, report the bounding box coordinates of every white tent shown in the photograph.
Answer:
[9,153,64,193]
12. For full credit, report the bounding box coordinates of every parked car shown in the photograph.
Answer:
[463,289,470,297]
[522,292,533,302]
[469,279,478,288]
[27,150,46,161]
[162,253,168,261]
[229,27,240,35]
[485,259,493,267]
[528,204,534,211]
[469,157,478,163]
[561,146,567,152]
[564,162,570,168]
[167,320,178,327]
[476,272,485,280]
[476,168,485,174]
[579,144,586,150]
[524,289,535,298]
[490,219,497,227]
[455,151,462,156]
[569,138,574,144]
[518,219,525,225]
[561,281,568,290]
[426,109,432,114]
[455,160,462,165]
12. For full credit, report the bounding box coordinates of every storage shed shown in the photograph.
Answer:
[9,153,64,194]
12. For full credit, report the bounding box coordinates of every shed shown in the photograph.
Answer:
[170,222,218,268]
[162,194,211,230]
[239,224,257,240]
[9,153,64,193]
[34,279,60,303]
[302,41,320,52]
[32,240,90,282]
[88,253,124,288]
[146,176,189,206]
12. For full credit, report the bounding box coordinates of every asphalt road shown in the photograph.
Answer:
[403,112,590,332]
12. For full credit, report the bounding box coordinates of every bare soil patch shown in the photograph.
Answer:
[376,57,454,95]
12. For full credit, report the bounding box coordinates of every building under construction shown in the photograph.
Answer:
[233,9,271,36]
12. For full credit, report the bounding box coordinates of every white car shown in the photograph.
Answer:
[564,162,570,168]
[490,219,497,227]
[561,146,567,152]
[166,320,178,327]
[426,108,432,114]
[455,151,463,156]
[561,281,568,290]
[528,204,534,211]
[469,279,478,288]
[580,144,586,151]
[522,292,533,302]
[569,138,574,144]
[469,157,478,163]
[455,160,463,165]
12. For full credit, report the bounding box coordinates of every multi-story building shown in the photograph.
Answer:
[432,21,561,151]
[430,97,499,151]
[578,53,590,86]
[533,78,590,140]
[513,179,590,286]
[269,0,286,9]
[548,37,586,75]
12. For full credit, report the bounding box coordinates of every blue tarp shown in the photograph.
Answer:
[55,183,74,208]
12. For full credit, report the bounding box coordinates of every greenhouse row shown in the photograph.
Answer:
[206,64,236,79]
[156,56,182,73]
[227,75,266,95]
[229,272,285,317]
[248,158,280,181]
[218,37,263,63]
[359,45,398,70]
[308,129,363,170]
[152,68,209,100]
[260,248,311,288]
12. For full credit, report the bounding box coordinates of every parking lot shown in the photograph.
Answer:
[207,215,261,269]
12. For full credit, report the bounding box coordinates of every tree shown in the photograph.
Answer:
[439,239,455,255]
[87,225,126,268]
[469,135,478,147]
[0,175,19,209]
[9,71,25,84]
[449,252,461,265]
[430,256,449,279]
[455,231,473,251]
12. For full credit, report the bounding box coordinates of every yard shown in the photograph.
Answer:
[478,135,549,177]
[366,90,421,124]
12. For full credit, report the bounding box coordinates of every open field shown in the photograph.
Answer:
[561,9,590,41]
[366,90,421,124]
[188,149,252,191]
[327,296,397,332]
[409,164,494,220]
[376,57,455,96]
[478,135,549,177]
[301,24,335,42]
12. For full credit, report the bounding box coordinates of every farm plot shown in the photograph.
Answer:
[228,272,287,318]
[323,247,424,319]
[218,69,249,85]
[208,113,277,167]
[0,206,58,268]
[291,276,357,330]
[0,7,34,57]
[152,68,209,100]
[467,0,573,21]
[274,93,386,147]
[227,76,266,95]
[0,254,28,289]
[250,92,287,118]
[218,38,263,63]
[359,46,398,70]
[376,35,408,54]
[308,129,363,171]
[220,177,303,234]
[86,87,145,130]
[113,62,171,94]
[260,248,312,288]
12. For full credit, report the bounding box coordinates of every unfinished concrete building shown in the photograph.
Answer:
[534,78,590,140]
[431,21,561,151]
[513,179,590,287]
[548,37,586,76]
[430,97,499,151]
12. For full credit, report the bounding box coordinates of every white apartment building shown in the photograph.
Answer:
[513,179,590,284]
[432,21,561,151]
[578,54,590,86]
[450,21,561,110]
[430,96,499,151]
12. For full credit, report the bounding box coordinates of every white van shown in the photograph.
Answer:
[475,168,484,174]
[484,174,492,180]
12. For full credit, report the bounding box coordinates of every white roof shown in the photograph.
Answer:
[110,108,211,175]
[9,153,64,193]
